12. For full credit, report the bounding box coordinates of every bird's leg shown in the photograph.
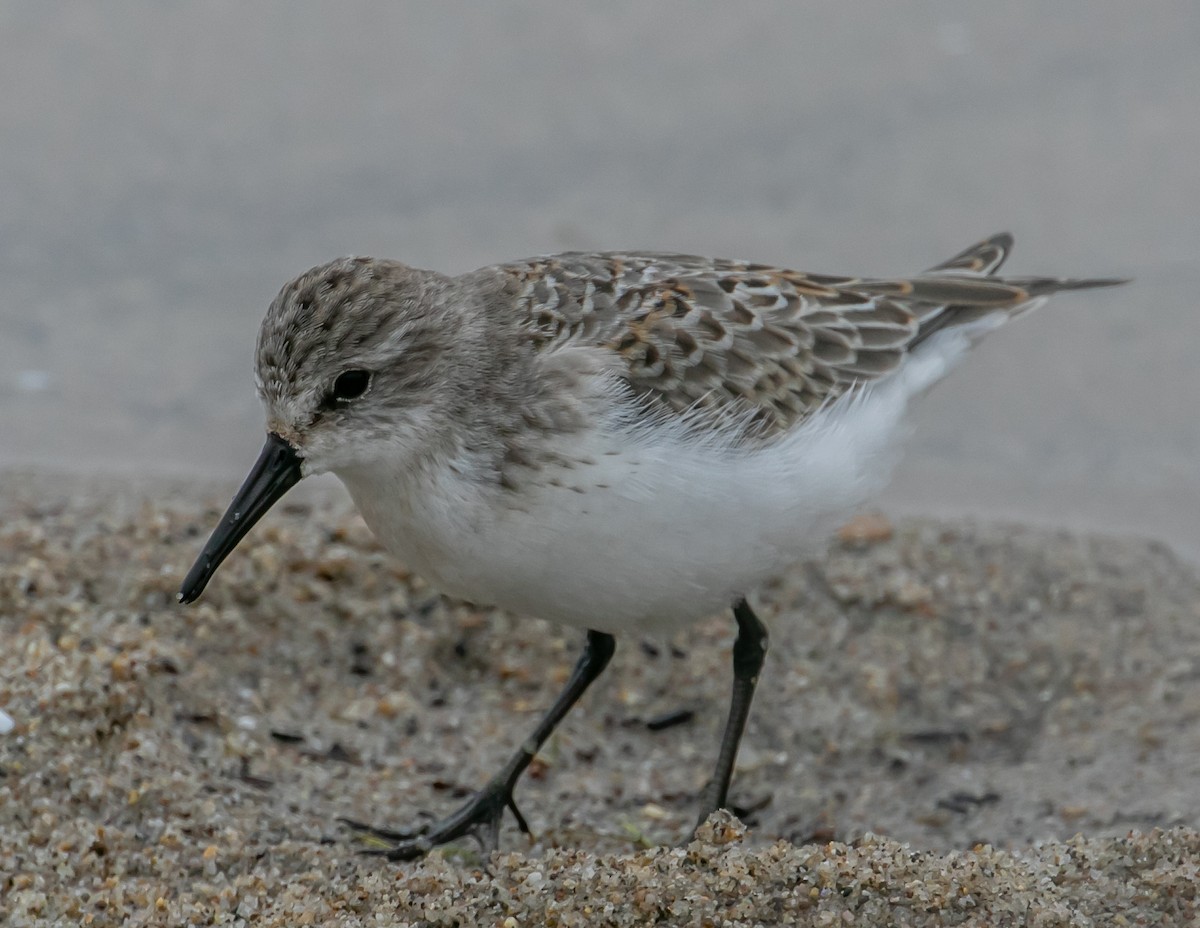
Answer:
[694,599,769,828]
[343,629,616,861]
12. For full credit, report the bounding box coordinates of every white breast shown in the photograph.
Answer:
[338,333,971,635]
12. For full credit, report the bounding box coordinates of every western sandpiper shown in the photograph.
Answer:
[179,233,1122,859]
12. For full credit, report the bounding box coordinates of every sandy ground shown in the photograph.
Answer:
[1,471,1198,926]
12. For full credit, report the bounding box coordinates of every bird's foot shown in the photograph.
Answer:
[340,778,530,861]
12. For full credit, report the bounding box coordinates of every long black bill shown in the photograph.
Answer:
[178,432,303,604]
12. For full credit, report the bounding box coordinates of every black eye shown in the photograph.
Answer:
[330,369,371,402]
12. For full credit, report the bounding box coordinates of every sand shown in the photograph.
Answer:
[1,470,1197,926]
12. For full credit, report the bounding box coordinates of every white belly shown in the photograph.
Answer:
[340,410,897,633]
[336,335,968,634]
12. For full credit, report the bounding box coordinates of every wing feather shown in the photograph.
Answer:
[490,234,1120,440]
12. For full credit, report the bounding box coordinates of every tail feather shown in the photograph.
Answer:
[906,233,1128,349]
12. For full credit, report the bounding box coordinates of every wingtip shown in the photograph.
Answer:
[1020,275,1131,297]
[1067,276,1131,290]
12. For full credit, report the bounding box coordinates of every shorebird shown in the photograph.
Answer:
[179,232,1121,859]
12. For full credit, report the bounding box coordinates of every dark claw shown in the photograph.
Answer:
[337,815,427,843]
[385,836,435,862]
[339,783,519,861]
[507,796,531,835]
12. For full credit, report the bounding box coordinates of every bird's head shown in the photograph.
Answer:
[179,256,478,603]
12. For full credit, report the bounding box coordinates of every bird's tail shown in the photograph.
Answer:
[900,232,1127,349]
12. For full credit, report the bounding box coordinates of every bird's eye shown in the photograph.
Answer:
[330,369,371,403]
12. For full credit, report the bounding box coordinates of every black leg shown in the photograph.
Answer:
[343,629,616,860]
[695,599,769,828]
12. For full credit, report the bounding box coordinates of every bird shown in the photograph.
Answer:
[179,232,1123,860]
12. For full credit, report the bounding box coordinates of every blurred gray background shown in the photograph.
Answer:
[1,2,1197,558]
